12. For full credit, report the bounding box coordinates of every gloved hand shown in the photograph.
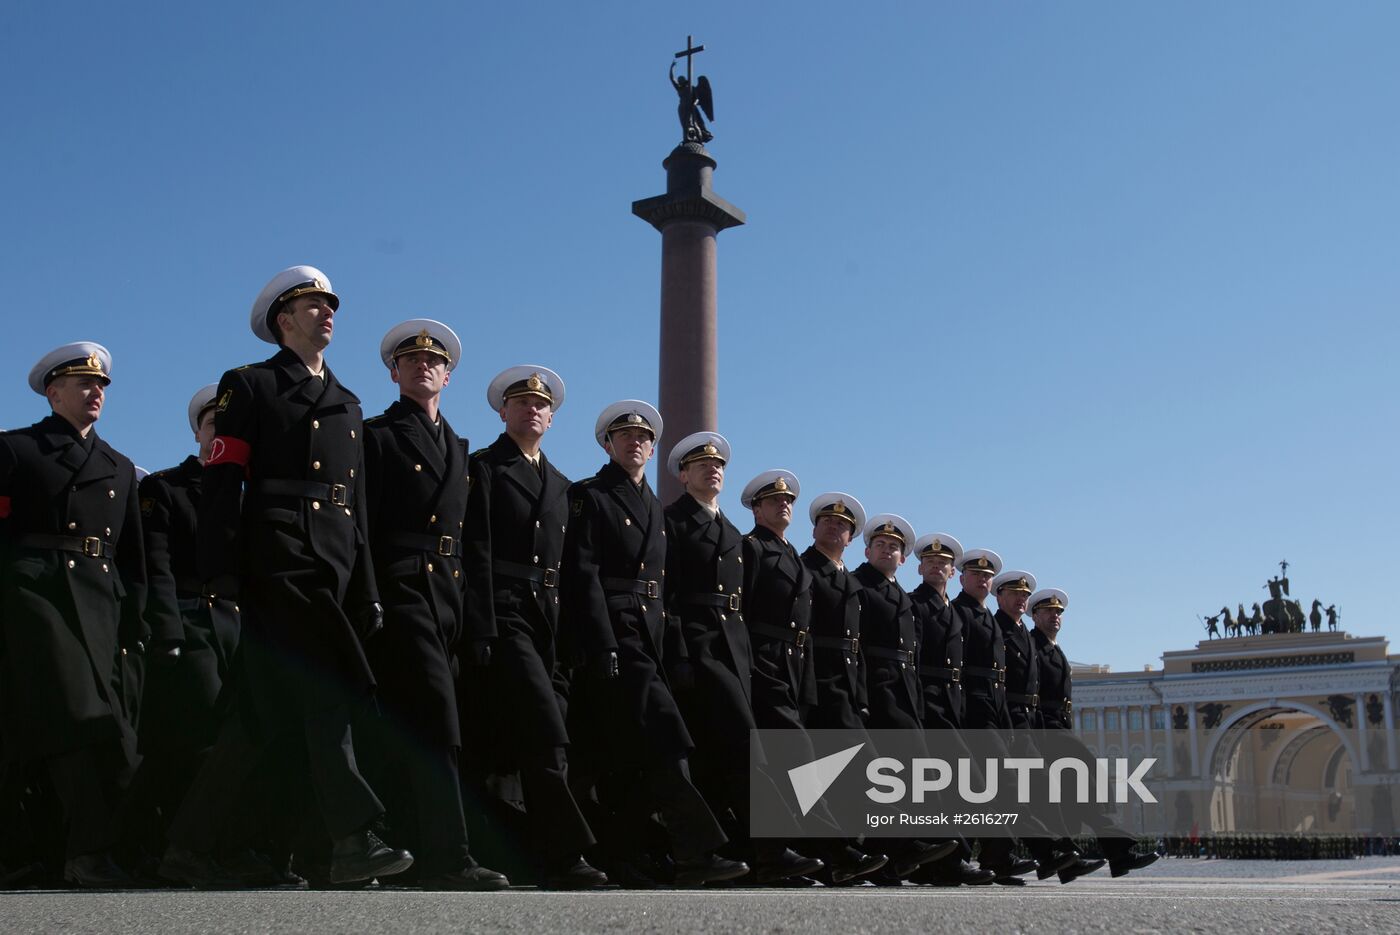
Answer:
[591,650,620,680]
[352,602,384,642]
[467,638,493,667]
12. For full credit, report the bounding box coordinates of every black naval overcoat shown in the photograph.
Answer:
[851,563,921,730]
[560,460,691,763]
[952,591,1010,731]
[742,526,818,728]
[998,610,1042,732]
[800,546,867,731]
[1032,627,1073,731]
[199,349,379,729]
[137,456,240,755]
[362,398,473,747]
[462,432,572,752]
[910,583,965,730]
[663,494,754,750]
[0,414,145,761]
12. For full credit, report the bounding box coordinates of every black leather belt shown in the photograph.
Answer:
[751,623,809,647]
[1039,698,1071,713]
[919,665,961,683]
[676,591,741,612]
[963,664,1006,685]
[494,559,558,588]
[865,645,915,665]
[812,635,860,654]
[16,533,112,558]
[602,577,660,599]
[388,532,460,556]
[253,479,352,507]
[1006,691,1039,707]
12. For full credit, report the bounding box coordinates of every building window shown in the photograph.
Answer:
[1106,710,1120,730]
[1128,709,1143,731]
[1083,711,1097,730]
[1151,708,1167,730]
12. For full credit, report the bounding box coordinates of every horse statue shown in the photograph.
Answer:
[1309,599,1323,633]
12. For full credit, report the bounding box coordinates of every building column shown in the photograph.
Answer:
[1119,705,1130,755]
[1097,707,1107,755]
[1188,704,1200,777]
[1356,692,1370,772]
[1164,705,1176,776]
[1384,693,1397,771]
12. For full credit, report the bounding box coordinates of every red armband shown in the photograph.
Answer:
[0,495,10,519]
[206,436,252,468]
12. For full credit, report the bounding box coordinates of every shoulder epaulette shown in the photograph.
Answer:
[363,414,389,426]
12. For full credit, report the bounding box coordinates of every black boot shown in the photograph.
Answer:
[754,848,825,884]
[673,853,750,886]
[1056,856,1106,884]
[1110,851,1160,878]
[328,830,414,884]
[543,855,610,889]
[63,852,136,889]
[418,861,511,891]
[158,846,244,890]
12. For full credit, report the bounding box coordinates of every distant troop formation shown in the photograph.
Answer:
[0,265,1158,891]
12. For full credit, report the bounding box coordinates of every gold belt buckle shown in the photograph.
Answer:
[330,484,349,507]
[438,536,455,556]
[950,667,961,683]
[82,537,102,558]
[645,580,660,599]
[795,629,808,648]
[542,567,558,588]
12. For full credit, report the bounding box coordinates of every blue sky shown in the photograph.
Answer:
[2,2,1395,671]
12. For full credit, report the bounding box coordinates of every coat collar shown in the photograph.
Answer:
[35,414,116,483]
[673,492,727,546]
[996,609,1030,643]
[1031,626,1063,658]
[912,581,949,610]
[953,590,990,614]
[270,347,359,409]
[800,545,843,578]
[598,459,655,530]
[385,397,447,480]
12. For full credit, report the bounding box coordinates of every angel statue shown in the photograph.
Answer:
[671,60,715,144]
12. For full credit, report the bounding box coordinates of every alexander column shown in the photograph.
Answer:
[633,36,745,503]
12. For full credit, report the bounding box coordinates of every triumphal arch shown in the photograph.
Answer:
[1072,629,1398,837]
